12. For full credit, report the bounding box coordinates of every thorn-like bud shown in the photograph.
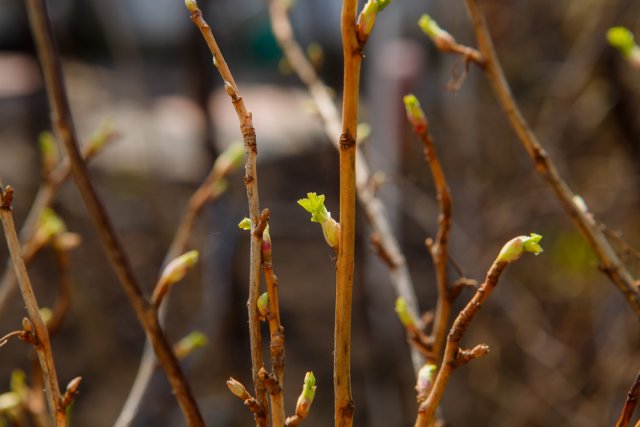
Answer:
[297,193,340,249]
[356,1,379,44]
[403,94,428,134]
[185,0,198,13]
[294,372,316,420]
[262,225,272,265]
[257,292,270,319]
[227,377,250,399]
[415,363,437,402]
[497,233,543,263]
[213,143,245,179]
[152,250,199,306]
[62,376,83,408]
[395,297,416,329]
[418,14,456,51]
[174,331,208,359]
[38,131,59,175]
[238,217,252,231]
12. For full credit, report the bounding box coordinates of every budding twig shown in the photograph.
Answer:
[616,370,640,427]
[414,234,543,426]
[186,0,267,424]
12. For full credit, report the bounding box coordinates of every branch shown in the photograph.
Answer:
[462,0,640,313]
[24,1,204,425]
[404,94,453,363]
[0,186,65,426]
[616,370,640,427]
[414,234,543,426]
[185,0,267,424]
[257,210,286,427]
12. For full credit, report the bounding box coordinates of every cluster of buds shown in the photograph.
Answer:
[607,27,640,70]
[297,193,340,249]
[356,0,394,44]
[403,94,428,134]
[497,233,543,263]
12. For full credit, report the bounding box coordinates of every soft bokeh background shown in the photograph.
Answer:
[1,0,640,426]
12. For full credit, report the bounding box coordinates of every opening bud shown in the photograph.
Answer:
[497,233,543,263]
[403,94,428,134]
[174,331,208,359]
[294,371,316,419]
[298,193,340,249]
[418,14,456,50]
[356,1,379,44]
[415,364,437,401]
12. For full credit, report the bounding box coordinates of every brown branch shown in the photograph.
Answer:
[616,370,640,427]
[256,209,286,427]
[267,0,425,374]
[414,259,507,427]
[406,98,453,364]
[186,1,267,424]
[0,186,65,427]
[24,1,204,425]
[463,0,640,313]
[0,125,117,315]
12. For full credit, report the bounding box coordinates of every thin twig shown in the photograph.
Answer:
[186,1,268,424]
[0,186,65,427]
[257,209,286,427]
[406,96,453,363]
[463,0,640,313]
[0,128,117,315]
[24,1,204,425]
[46,246,72,335]
[616,370,640,427]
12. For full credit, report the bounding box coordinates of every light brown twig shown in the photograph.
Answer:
[186,0,267,424]
[24,1,204,425]
[616,370,640,427]
[463,0,640,313]
[0,186,65,427]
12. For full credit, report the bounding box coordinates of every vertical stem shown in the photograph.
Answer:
[336,0,360,425]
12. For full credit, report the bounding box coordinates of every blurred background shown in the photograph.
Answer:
[1,0,640,426]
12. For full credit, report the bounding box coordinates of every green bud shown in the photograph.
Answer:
[607,27,636,57]
[213,143,245,178]
[356,1,379,44]
[497,233,543,263]
[403,94,428,134]
[321,217,340,249]
[38,131,59,173]
[298,193,339,248]
[238,217,252,231]
[394,297,415,328]
[161,250,199,286]
[257,292,269,318]
[418,14,456,50]
[85,118,115,157]
[37,208,66,242]
[174,331,208,359]
[295,372,316,419]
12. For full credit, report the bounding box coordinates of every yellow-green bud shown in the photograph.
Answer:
[298,193,340,249]
[497,233,543,263]
[403,94,428,134]
[185,0,198,13]
[213,143,245,179]
[394,297,415,328]
[418,14,456,50]
[415,363,437,401]
[607,27,636,57]
[38,131,59,174]
[160,250,199,286]
[238,217,252,231]
[356,1,379,44]
[295,371,316,419]
[174,331,208,359]
[257,292,269,319]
